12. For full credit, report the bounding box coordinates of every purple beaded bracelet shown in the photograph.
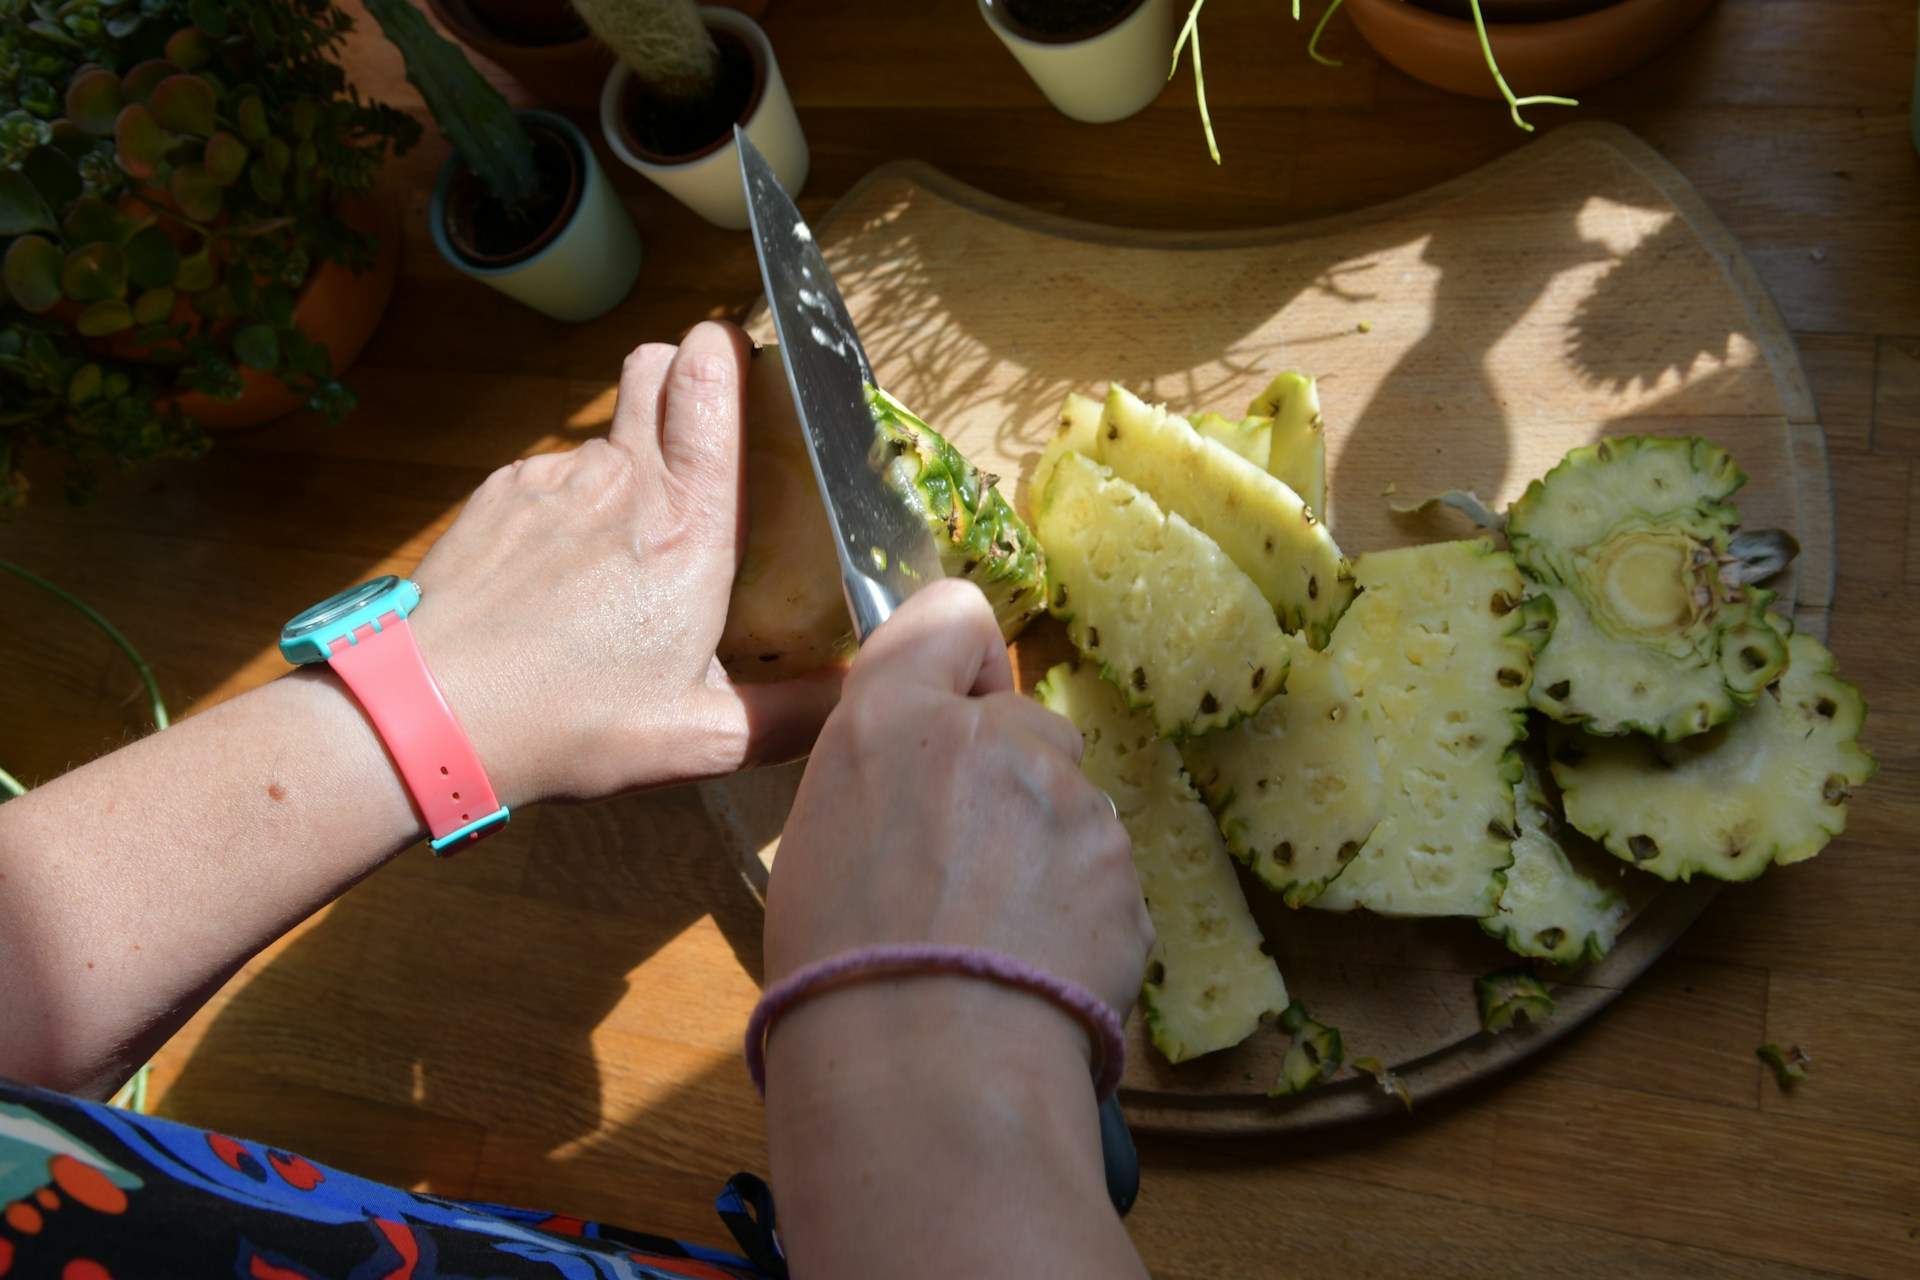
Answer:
[745,943,1126,1102]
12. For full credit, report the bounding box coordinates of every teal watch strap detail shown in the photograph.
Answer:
[429,804,512,855]
[279,577,422,666]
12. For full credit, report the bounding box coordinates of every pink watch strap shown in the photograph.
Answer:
[326,612,507,855]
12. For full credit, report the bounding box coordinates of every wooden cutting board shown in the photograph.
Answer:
[701,122,1831,1133]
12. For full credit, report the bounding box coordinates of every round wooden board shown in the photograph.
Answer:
[701,122,1832,1133]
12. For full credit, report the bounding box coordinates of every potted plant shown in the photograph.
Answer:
[0,0,420,506]
[366,0,641,323]
[580,0,807,230]
[421,0,615,113]
[979,0,1177,124]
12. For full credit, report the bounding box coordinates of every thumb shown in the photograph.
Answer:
[848,579,1013,699]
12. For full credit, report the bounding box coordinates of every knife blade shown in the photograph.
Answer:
[735,127,941,642]
[736,126,1139,1220]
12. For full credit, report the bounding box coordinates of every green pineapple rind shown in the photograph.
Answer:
[1507,435,1790,740]
[868,386,1048,639]
[1476,967,1557,1034]
[1270,1001,1345,1096]
[1479,751,1629,967]
[1550,630,1876,882]
[1035,661,1289,1064]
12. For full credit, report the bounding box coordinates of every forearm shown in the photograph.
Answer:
[0,669,422,1096]
[766,979,1146,1279]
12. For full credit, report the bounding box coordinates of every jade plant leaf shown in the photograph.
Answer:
[289,98,317,140]
[188,0,230,38]
[260,136,290,175]
[76,299,135,337]
[149,76,217,137]
[232,323,279,370]
[67,362,104,405]
[3,235,63,312]
[170,164,222,221]
[233,93,269,143]
[0,170,57,235]
[120,60,183,104]
[62,242,130,303]
[114,104,168,180]
[62,195,133,246]
[132,286,176,326]
[175,247,214,292]
[22,145,82,208]
[247,161,283,204]
[125,225,179,288]
[203,131,247,186]
[65,67,125,137]
[164,27,215,71]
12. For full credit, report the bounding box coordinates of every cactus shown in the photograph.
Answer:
[363,0,538,216]
[570,0,720,102]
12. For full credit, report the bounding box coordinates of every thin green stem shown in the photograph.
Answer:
[0,763,24,799]
[1468,0,1577,131]
[1308,0,1347,68]
[1172,0,1222,164]
[0,559,169,731]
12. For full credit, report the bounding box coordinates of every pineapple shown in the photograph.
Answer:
[1480,753,1629,967]
[1311,540,1542,918]
[1272,1001,1344,1096]
[1550,632,1875,882]
[1246,372,1327,518]
[1476,967,1556,1034]
[1181,637,1384,907]
[1037,451,1291,737]
[1191,410,1272,470]
[721,351,1047,678]
[1031,391,1103,509]
[1094,386,1354,648]
[1508,436,1792,739]
[1037,662,1290,1063]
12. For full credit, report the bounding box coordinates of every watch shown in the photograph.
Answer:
[280,575,510,855]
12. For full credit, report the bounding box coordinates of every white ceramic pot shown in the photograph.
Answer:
[429,110,643,323]
[979,0,1175,124]
[599,6,809,230]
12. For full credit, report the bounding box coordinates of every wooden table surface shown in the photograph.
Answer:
[3,1,1916,1275]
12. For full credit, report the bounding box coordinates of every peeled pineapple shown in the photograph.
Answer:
[1247,372,1327,518]
[1311,540,1542,918]
[1037,662,1290,1063]
[1095,386,1354,648]
[1480,754,1629,966]
[1509,436,1791,739]
[1551,632,1875,882]
[721,350,1047,678]
[1032,391,1103,507]
[1181,637,1384,907]
[1038,451,1291,737]
[1192,411,1272,470]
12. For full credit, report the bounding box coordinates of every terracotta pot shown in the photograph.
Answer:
[1407,0,1625,21]
[1344,0,1717,100]
[176,196,401,430]
[425,0,615,113]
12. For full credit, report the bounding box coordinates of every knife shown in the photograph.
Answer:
[736,126,1140,1220]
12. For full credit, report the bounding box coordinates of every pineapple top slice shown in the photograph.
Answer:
[1181,636,1384,908]
[1038,451,1291,737]
[1480,753,1629,967]
[1550,631,1876,882]
[1036,661,1289,1064]
[1246,372,1327,519]
[1312,539,1540,918]
[1508,436,1788,739]
[1095,386,1354,649]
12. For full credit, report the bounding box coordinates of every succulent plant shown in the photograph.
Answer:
[0,0,419,506]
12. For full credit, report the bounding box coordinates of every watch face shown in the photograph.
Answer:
[282,575,399,645]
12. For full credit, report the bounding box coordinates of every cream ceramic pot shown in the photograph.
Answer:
[979,0,1175,124]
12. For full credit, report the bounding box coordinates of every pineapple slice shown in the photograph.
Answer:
[1192,410,1272,470]
[1311,540,1541,918]
[1247,372,1327,518]
[1476,968,1556,1034]
[1094,386,1354,648]
[1550,631,1876,881]
[1480,754,1629,966]
[1509,436,1790,739]
[1036,661,1289,1063]
[1181,637,1384,907]
[1038,451,1290,737]
[1031,390,1103,510]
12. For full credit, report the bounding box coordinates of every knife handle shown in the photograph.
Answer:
[1099,1093,1140,1217]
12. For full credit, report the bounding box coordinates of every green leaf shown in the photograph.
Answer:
[0,170,56,234]
[225,265,255,310]
[132,285,175,326]
[260,135,290,175]
[113,103,167,180]
[233,93,269,143]
[247,160,282,204]
[64,67,125,137]
[294,138,317,173]
[288,98,316,140]
[163,27,214,71]
[262,283,295,329]
[61,194,132,246]
[232,322,278,370]
[22,145,81,208]
[124,224,179,288]
[169,163,222,221]
[3,235,63,312]
[104,10,143,39]
[120,59,183,104]
[187,0,228,38]
[76,298,134,336]
[149,75,217,138]
[175,247,214,292]
[61,242,129,303]
[67,361,103,405]
[203,130,247,186]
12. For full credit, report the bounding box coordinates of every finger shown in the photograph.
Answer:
[981,689,1085,764]
[701,669,846,773]
[608,343,677,462]
[849,579,1012,699]
[659,321,752,489]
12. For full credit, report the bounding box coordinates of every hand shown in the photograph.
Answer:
[765,579,1152,1054]
[403,321,840,807]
